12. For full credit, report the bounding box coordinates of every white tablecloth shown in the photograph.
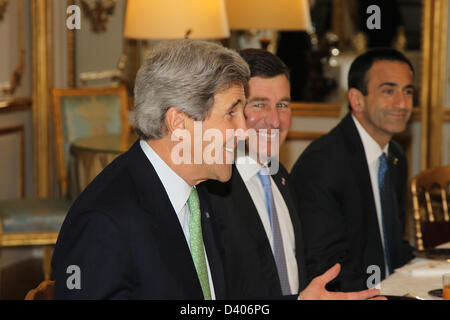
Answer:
[380,243,450,300]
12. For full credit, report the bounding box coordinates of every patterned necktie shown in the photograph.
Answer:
[378,153,394,275]
[187,187,211,300]
[257,167,291,295]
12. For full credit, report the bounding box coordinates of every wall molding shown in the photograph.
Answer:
[290,102,342,118]
[286,131,326,141]
[0,97,32,113]
[0,125,25,198]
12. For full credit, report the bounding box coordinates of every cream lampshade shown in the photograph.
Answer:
[225,0,312,49]
[124,0,230,39]
[225,0,312,31]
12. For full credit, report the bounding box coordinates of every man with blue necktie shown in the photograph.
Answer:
[291,48,414,292]
[205,49,383,300]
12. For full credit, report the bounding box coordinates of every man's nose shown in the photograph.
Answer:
[234,112,248,141]
[394,91,408,109]
[266,106,280,128]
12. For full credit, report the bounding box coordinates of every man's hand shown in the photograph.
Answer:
[298,264,386,300]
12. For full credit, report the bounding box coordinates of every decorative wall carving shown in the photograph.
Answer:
[0,0,9,21]
[80,0,117,33]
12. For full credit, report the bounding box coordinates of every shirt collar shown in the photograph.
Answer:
[352,114,389,164]
[235,155,267,182]
[140,140,192,215]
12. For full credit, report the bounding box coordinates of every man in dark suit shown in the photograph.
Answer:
[51,39,250,299]
[290,48,414,292]
[206,49,382,300]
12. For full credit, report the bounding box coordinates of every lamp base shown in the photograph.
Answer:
[259,37,271,51]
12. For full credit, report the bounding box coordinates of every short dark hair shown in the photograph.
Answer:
[348,48,414,96]
[239,48,290,80]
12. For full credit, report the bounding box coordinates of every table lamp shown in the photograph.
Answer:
[121,0,230,93]
[124,0,230,40]
[225,0,312,50]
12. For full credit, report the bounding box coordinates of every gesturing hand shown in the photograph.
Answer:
[298,264,386,300]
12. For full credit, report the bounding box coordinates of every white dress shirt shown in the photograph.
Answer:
[235,155,299,294]
[140,140,216,299]
[352,115,390,277]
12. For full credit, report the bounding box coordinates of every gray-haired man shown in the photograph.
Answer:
[52,39,249,299]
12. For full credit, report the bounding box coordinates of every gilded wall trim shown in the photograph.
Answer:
[290,103,342,118]
[67,0,75,87]
[420,0,448,169]
[32,0,54,197]
[0,97,32,112]
[0,232,59,246]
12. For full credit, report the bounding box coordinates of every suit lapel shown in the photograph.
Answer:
[340,114,378,216]
[229,165,281,292]
[339,114,386,275]
[127,141,203,299]
[272,169,307,291]
[386,144,404,267]
[230,166,274,248]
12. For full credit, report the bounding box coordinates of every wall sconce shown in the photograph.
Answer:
[80,0,117,33]
[0,0,9,21]
[0,0,24,104]
[0,49,25,98]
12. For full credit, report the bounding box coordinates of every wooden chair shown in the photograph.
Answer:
[52,85,130,197]
[24,280,55,300]
[411,165,450,250]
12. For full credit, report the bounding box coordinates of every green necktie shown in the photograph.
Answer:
[187,187,212,300]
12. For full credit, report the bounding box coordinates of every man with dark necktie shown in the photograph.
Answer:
[291,48,414,291]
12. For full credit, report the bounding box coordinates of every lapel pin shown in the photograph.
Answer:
[393,157,399,165]
[281,177,286,186]
[205,211,210,219]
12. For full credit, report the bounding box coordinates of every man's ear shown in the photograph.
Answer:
[165,107,187,136]
[348,88,365,113]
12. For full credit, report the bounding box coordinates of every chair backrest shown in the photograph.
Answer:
[24,280,55,300]
[411,165,450,250]
[52,86,130,197]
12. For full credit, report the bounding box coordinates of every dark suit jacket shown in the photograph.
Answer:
[204,163,308,299]
[290,113,413,292]
[52,141,225,299]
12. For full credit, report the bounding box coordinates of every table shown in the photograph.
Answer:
[380,242,450,300]
[70,133,137,193]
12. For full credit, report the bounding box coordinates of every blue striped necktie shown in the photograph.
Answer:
[257,167,291,295]
[378,153,394,275]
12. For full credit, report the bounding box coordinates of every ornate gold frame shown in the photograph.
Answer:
[420,0,448,170]
[32,0,54,197]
